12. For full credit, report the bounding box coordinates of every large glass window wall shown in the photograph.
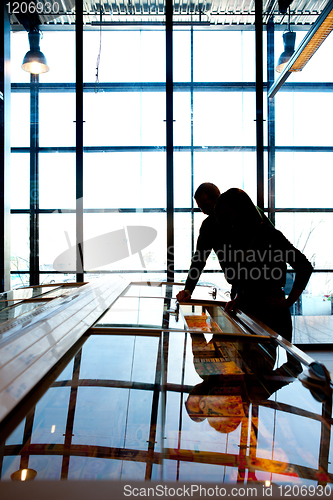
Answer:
[8,12,333,342]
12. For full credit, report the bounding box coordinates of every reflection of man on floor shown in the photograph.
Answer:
[185,333,298,427]
[184,333,303,480]
[176,183,222,302]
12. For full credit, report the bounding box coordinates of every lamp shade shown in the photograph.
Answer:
[276,31,296,73]
[10,468,37,481]
[22,31,49,74]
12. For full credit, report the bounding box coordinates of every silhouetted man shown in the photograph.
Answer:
[176,183,222,302]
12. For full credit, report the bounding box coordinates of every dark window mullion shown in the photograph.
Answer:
[76,0,84,282]
[166,1,174,282]
[30,73,39,286]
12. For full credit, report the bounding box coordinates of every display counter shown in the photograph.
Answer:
[0,277,332,491]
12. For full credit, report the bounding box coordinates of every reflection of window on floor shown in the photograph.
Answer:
[1,331,330,483]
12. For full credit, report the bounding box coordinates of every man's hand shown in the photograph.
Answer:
[265,297,290,309]
[225,298,238,313]
[176,289,192,302]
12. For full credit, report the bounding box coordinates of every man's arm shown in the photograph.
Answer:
[278,229,313,308]
[176,218,214,301]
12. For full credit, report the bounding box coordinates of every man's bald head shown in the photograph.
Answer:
[194,183,220,215]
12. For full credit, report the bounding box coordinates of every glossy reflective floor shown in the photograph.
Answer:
[0,283,332,485]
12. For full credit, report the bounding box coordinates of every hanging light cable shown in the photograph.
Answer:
[95,4,103,93]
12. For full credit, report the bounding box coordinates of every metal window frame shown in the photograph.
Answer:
[7,12,333,292]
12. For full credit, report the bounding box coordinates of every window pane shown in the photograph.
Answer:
[174,30,191,82]
[198,271,230,291]
[275,153,333,208]
[275,92,333,147]
[275,213,333,270]
[174,152,191,209]
[100,296,164,328]
[35,32,75,84]
[174,213,192,270]
[174,91,191,146]
[194,152,257,201]
[11,215,29,272]
[300,272,333,315]
[39,213,76,271]
[29,456,63,481]
[39,154,76,209]
[31,388,71,445]
[83,152,166,209]
[83,31,165,83]
[83,213,166,272]
[10,31,30,84]
[194,31,255,82]
[83,92,166,147]
[79,335,159,383]
[193,92,256,146]
[68,456,122,480]
[11,93,30,147]
[10,153,29,209]
[39,93,75,147]
[10,273,29,289]
[5,419,25,446]
[39,273,76,286]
